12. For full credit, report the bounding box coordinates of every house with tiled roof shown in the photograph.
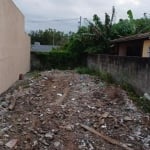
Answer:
[111,32,150,57]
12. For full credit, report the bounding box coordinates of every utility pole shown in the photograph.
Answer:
[53,29,55,47]
[78,16,82,29]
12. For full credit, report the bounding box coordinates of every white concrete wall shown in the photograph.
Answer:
[0,0,30,94]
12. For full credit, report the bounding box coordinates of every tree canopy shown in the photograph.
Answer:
[30,8,150,55]
[29,28,68,45]
[64,8,150,55]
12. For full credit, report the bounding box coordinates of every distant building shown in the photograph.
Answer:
[111,32,150,57]
[0,0,30,94]
[31,42,59,52]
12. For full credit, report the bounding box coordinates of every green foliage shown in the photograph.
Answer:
[111,10,150,38]
[135,18,150,33]
[66,38,85,55]
[63,7,117,55]
[75,67,114,83]
[85,45,108,54]
[29,28,68,45]
[127,10,134,21]
[111,10,136,38]
[30,9,150,56]
[31,51,86,70]
[27,71,41,79]
[111,19,135,38]
[121,82,150,113]
[76,67,150,113]
[75,67,98,75]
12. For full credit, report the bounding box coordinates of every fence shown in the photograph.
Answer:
[87,54,150,95]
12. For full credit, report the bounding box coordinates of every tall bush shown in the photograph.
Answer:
[31,51,86,70]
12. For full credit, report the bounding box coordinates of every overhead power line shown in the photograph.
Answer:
[26,18,80,23]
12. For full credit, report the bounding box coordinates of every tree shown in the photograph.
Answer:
[29,28,68,45]
[111,10,150,39]
[63,7,116,54]
[111,19,135,38]
[84,6,116,53]
[63,8,150,55]
[111,9,136,38]
[135,17,150,33]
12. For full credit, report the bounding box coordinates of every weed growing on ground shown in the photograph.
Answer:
[27,71,41,79]
[121,82,150,113]
[75,67,150,113]
[75,67,114,84]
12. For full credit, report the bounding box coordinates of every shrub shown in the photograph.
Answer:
[31,51,86,70]
[76,67,150,113]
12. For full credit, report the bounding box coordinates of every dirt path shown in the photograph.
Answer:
[0,70,149,150]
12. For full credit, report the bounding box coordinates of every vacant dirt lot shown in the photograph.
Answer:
[0,70,149,150]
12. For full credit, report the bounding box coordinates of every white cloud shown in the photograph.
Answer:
[12,0,149,33]
[116,0,140,5]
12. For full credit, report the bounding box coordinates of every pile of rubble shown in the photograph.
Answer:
[0,70,149,150]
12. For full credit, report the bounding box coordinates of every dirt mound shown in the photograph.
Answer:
[0,70,149,150]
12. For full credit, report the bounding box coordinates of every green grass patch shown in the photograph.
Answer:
[26,71,41,79]
[121,82,150,113]
[31,51,86,71]
[75,67,114,84]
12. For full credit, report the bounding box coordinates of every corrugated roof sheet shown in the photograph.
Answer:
[111,32,150,43]
[31,45,59,52]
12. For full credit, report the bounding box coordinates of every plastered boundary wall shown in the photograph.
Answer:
[0,0,30,94]
[87,54,150,95]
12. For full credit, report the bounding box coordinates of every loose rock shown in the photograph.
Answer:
[5,139,18,149]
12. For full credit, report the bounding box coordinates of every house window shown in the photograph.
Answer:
[148,47,150,57]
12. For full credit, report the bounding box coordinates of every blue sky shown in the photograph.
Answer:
[12,0,150,33]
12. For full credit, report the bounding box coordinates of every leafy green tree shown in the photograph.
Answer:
[63,7,116,54]
[84,6,115,53]
[62,8,150,55]
[29,28,68,45]
[111,19,135,38]
[135,17,150,33]
[111,10,136,38]
[111,10,150,38]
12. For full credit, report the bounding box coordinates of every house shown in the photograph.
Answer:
[0,0,30,94]
[31,42,59,52]
[111,32,150,57]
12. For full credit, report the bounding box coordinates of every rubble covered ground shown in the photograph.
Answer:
[0,70,150,150]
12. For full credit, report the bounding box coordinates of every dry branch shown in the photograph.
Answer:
[80,124,133,150]
[8,97,16,110]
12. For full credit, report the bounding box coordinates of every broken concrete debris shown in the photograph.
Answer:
[60,124,75,131]
[144,93,150,101]
[57,93,63,97]
[54,141,61,148]
[124,116,132,121]
[5,139,18,149]
[0,70,149,150]
[0,140,4,146]
[44,132,54,140]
